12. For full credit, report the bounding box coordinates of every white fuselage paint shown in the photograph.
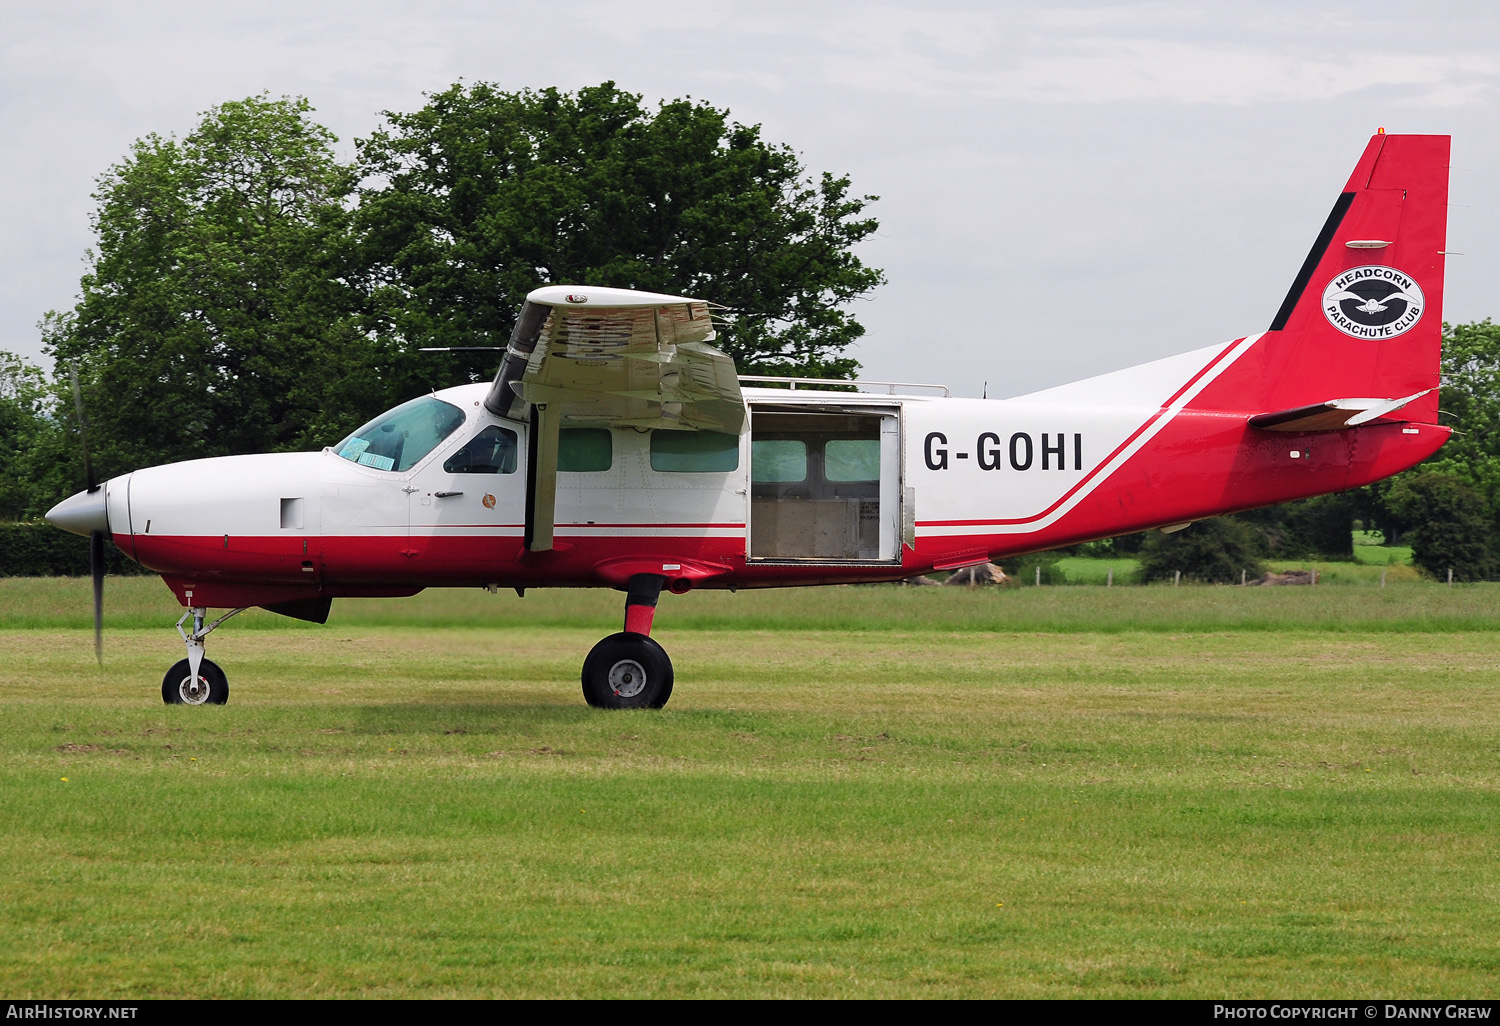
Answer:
[112,335,1255,566]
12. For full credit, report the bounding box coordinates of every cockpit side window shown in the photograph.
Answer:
[445,425,519,474]
[335,396,466,473]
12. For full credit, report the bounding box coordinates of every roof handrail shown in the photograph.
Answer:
[737,375,950,397]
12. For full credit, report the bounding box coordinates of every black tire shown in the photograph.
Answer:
[581,632,673,710]
[161,658,229,705]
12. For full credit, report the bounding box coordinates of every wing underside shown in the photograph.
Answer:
[484,286,744,435]
[483,285,746,552]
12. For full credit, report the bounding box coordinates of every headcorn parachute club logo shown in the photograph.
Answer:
[1322,265,1424,340]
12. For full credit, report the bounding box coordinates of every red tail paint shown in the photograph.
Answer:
[1197,134,1450,420]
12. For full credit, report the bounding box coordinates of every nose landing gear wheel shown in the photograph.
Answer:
[162,658,229,705]
[581,632,673,709]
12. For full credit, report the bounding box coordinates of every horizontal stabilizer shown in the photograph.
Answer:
[1248,389,1432,433]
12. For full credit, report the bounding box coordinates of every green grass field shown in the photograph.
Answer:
[1353,530,1415,567]
[1053,534,1420,585]
[2,577,1498,998]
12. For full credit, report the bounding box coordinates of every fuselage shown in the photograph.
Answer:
[73,333,1446,611]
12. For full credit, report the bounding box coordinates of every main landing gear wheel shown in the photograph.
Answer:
[162,658,229,705]
[581,632,674,710]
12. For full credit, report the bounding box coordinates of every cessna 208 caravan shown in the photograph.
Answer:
[47,132,1452,709]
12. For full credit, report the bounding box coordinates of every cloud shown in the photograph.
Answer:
[3,0,1499,393]
[799,4,1500,107]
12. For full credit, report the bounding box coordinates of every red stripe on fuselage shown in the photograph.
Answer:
[913,418,1446,551]
[918,338,1253,528]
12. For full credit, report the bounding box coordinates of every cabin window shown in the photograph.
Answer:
[824,439,881,482]
[750,440,807,483]
[444,425,519,474]
[650,430,739,473]
[558,428,612,472]
[335,396,466,473]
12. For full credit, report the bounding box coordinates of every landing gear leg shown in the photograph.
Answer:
[581,574,674,710]
[162,603,246,705]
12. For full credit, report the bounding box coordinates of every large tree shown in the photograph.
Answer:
[44,95,370,474]
[0,350,60,520]
[1236,494,1356,560]
[1358,319,1500,551]
[1383,470,1497,581]
[356,81,884,381]
[1425,319,1500,501]
[1137,517,1268,584]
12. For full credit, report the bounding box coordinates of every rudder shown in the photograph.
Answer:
[1207,134,1450,422]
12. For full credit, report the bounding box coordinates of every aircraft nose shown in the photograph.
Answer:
[46,486,111,538]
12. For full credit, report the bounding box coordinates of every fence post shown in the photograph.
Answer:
[1380,567,1387,588]
[1448,568,1454,586]
[1035,565,1041,587]
[1106,568,1113,588]
[1241,569,1246,586]
[1174,570,1181,587]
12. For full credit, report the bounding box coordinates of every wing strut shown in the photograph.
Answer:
[494,285,748,554]
[524,404,560,552]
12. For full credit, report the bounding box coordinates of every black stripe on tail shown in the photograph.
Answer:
[1268,191,1355,332]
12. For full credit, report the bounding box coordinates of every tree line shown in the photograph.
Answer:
[1,84,883,520]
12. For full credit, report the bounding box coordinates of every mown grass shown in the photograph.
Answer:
[1,580,1498,997]
[4,574,1500,634]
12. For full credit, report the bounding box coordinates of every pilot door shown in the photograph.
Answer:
[405,421,527,575]
[747,405,901,563]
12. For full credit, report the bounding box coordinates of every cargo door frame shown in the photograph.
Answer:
[745,401,903,564]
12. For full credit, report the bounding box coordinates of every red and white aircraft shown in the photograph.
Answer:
[47,133,1451,709]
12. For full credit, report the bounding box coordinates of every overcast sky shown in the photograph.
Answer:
[4,0,1497,398]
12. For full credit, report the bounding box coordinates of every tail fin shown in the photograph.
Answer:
[1207,134,1450,422]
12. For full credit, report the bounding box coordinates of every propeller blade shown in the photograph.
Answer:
[71,365,105,664]
[69,365,96,490]
[90,529,104,666]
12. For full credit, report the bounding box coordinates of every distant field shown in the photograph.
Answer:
[1053,533,1420,585]
[1,573,1493,634]
[1,580,1498,997]
[1261,559,1425,585]
[1353,530,1415,567]
[1049,555,1141,584]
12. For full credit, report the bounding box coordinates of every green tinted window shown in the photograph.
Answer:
[825,439,881,482]
[558,429,612,472]
[444,426,518,474]
[651,430,739,473]
[751,440,807,483]
[335,396,466,473]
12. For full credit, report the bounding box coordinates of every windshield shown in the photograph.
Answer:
[334,396,466,473]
